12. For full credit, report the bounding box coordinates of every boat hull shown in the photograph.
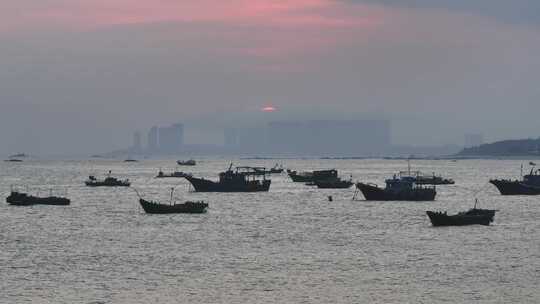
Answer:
[489,179,540,195]
[6,192,70,206]
[315,180,353,189]
[185,176,271,192]
[356,182,436,201]
[426,211,494,226]
[85,181,131,187]
[139,199,207,214]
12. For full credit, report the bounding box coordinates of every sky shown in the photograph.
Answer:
[1,0,540,155]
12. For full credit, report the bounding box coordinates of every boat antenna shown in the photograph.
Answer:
[170,187,175,205]
[474,198,478,209]
[521,163,523,177]
[407,158,411,176]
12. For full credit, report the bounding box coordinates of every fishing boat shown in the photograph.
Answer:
[6,191,70,206]
[253,164,284,175]
[426,200,496,226]
[315,178,354,189]
[136,188,208,214]
[85,171,131,187]
[354,175,436,201]
[177,159,196,166]
[490,163,540,195]
[185,164,271,192]
[139,199,208,214]
[155,169,191,178]
[287,169,337,183]
[415,174,455,185]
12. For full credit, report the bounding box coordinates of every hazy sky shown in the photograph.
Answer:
[1,0,539,155]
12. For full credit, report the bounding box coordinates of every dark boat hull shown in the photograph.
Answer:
[356,183,436,201]
[489,179,540,195]
[185,176,270,192]
[426,211,494,226]
[85,181,131,187]
[6,192,70,206]
[315,180,353,189]
[288,173,314,183]
[139,199,207,214]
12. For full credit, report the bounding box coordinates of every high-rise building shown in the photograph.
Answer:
[266,119,390,155]
[132,131,142,152]
[158,123,184,153]
[147,126,159,152]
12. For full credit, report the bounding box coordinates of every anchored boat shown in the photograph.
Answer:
[177,159,196,166]
[136,188,208,214]
[490,163,540,195]
[185,164,271,192]
[354,174,436,201]
[6,189,70,206]
[287,169,338,183]
[155,169,191,178]
[427,200,496,226]
[85,171,130,187]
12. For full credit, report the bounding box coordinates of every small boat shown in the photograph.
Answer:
[268,164,284,174]
[6,191,70,206]
[155,169,191,178]
[136,188,208,214]
[253,164,284,175]
[354,175,436,201]
[415,175,455,185]
[139,199,208,214]
[185,164,271,192]
[124,159,138,162]
[490,163,540,195]
[287,169,337,183]
[426,200,496,226]
[315,178,354,189]
[177,159,196,166]
[4,159,23,162]
[85,171,130,187]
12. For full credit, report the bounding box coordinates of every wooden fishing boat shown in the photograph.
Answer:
[185,164,270,192]
[6,191,70,206]
[139,199,208,214]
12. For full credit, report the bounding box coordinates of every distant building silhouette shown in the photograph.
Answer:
[147,126,159,153]
[132,131,142,152]
[266,119,390,155]
[464,133,484,148]
[158,123,184,153]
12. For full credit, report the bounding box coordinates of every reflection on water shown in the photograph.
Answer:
[0,159,539,303]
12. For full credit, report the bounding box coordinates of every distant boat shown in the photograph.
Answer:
[124,159,138,162]
[287,169,338,183]
[415,174,455,185]
[85,171,130,187]
[426,200,496,226]
[490,164,540,195]
[185,164,271,192]
[4,159,23,162]
[9,153,28,158]
[315,178,354,189]
[354,174,436,201]
[177,159,196,166]
[139,199,208,214]
[136,187,208,214]
[6,191,70,206]
[155,169,191,178]
[253,164,284,175]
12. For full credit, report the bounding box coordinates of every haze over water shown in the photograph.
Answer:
[1,158,538,303]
